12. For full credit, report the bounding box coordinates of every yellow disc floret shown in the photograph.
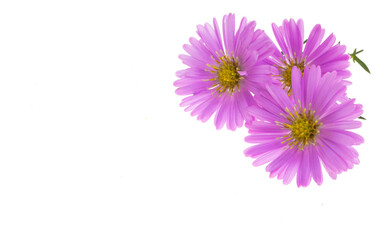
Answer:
[276,57,306,95]
[207,53,243,96]
[278,103,321,150]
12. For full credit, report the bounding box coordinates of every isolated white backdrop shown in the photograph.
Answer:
[0,0,372,239]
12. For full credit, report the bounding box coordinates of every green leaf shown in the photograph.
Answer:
[358,116,366,120]
[303,39,307,44]
[349,48,371,74]
[354,56,371,74]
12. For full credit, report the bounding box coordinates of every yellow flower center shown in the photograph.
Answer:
[278,103,321,150]
[277,58,306,95]
[207,54,242,95]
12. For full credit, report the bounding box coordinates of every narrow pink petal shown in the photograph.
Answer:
[323,121,362,130]
[321,139,359,169]
[283,151,301,185]
[237,21,256,54]
[244,133,284,143]
[266,84,293,110]
[297,150,311,187]
[338,70,352,79]
[175,82,212,95]
[303,24,324,58]
[256,41,275,62]
[241,50,259,69]
[272,23,290,57]
[180,92,210,107]
[196,24,221,58]
[244,140,284,158]
[321,160,338,180]
[297,19,304,41]
[222,13,235,54]
[307,33,336,63]
[275,164,288,180]
[321,99,360,123]
[214,96,229,130]
[255,93,285,117]
[252,149,283,167]
[311,44,347,66]
[305,65,321,105]
[183,44,209,64]
[234,17,248,49]
[176,68,212,78]
[291,66,302,104]
[233,96,244,128]
[235,89,252,121]
[319,60,350,73]
[174,77,200,88]
[226,99,236,131]
[196,97,221,122]
[313,72,345,114]
[323,129,364,146]
[248,64,276,75]
[212,18,224,52]
[281,19,293,58]
[309,147,323,185]
[288,18,303,58]
[249,121,288,134]
[179,54,208,69]
[317,138,348,172]
[187,37,215,64]
[246,105,279,122]
[266,147,297,174]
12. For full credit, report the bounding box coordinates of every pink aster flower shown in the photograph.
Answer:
[267,19,351,95]
[244,65,363,187]
[174,14,274,130]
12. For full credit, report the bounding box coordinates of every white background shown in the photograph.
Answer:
[0,0,372,239]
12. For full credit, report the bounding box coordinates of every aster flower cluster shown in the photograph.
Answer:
[174,14,367,187]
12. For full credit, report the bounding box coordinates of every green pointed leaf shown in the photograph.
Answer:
[349,49,371,74]
[358,116,366,120]
[354,56,371,74]
[303,39,307,44]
